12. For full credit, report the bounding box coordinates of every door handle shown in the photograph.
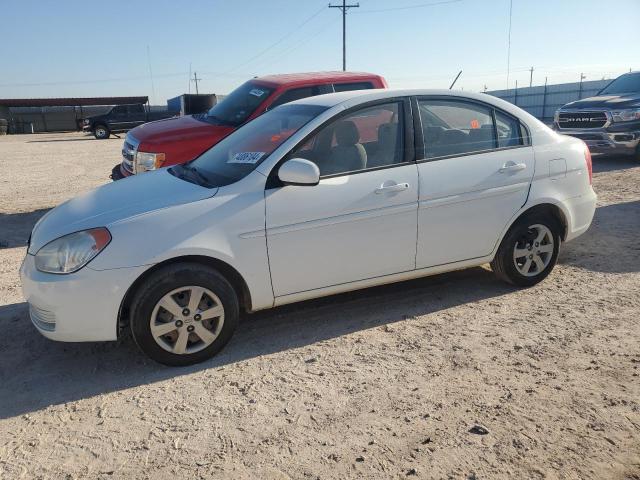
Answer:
[499,161,527,173]
[375,182,409,194]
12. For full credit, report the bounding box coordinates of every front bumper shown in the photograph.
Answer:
[20,253,148,342]
[110,163,131,181]
[556,128,640,157]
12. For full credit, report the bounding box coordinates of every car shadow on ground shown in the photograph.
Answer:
[592,156,638,173]
[26,137,120,143]
[0,267,516,420]
[0,208,50,249]
[560,200,640,274]
[1,199,635,419]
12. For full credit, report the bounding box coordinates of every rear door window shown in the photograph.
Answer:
[418,99,496,158]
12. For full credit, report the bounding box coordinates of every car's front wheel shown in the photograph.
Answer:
[129,263,239,366]
[491,213,561,287]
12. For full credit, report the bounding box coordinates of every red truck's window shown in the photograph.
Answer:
[205,81,275,126]
[333,82,374,92]
[270,86,324,109]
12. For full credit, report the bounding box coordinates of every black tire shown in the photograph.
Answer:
[129,263,239,366]
[491,212,561,287]
[0,118,8,127]
[635,144,640,163]
[94,124,110,139]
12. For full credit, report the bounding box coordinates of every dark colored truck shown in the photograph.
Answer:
[112,71,387,179]
[553,71,640,161]
[82,103,176,139]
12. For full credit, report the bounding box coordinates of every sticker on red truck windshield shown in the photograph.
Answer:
[229,152,265,164]
[249,89,266,97]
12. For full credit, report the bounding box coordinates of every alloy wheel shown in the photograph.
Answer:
[513,224,554,277]
[150,286,225,355]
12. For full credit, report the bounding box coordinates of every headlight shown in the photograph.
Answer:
[35,228,111,274]
[554,110,561,124]
[134,151,166,173]
[611,108,640,122]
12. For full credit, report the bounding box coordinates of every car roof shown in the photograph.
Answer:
[253,71,383,87]
[288,88,546,131]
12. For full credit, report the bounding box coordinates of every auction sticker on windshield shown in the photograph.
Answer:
[249,89,266,97]
[229,152,265,164]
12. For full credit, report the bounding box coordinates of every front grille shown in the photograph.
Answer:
[29,304,56,331]
[121,139,137,173]
[558,111,608,129]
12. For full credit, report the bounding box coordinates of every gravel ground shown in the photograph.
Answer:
[0,132,639,479]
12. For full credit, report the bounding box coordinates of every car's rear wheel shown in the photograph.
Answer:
[94,124,110,139]
[129,263,239,366]
[491,213,561,287]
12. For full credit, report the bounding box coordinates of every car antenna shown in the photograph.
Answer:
[449,70,462,90]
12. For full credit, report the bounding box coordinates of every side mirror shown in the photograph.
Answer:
[278,158,320,186]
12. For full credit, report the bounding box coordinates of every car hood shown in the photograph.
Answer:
[130,115,234,148]
[562,93,640,110]
[28,169,217,254]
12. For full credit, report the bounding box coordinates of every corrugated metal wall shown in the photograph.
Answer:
[7,105,169,133]
[487,79,611,122]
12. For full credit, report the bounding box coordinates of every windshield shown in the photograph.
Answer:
[600,73,640,95]
[171,104,327,188]
[205,81,274,126]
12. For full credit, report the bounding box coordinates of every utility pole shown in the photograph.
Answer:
[578,72,586,99]
[329,0,359,71]
[191,72,202,95]
[529,66,534,87]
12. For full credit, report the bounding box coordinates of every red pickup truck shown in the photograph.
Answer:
[112,71,387,179]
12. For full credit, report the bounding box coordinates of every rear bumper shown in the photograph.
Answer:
[556,129,640,157]
[564,188,597,242]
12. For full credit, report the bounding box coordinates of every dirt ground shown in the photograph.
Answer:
[0,132,638,480]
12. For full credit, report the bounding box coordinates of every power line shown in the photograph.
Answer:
[222,6,327,74]
[329,0,360,71]
[353,0,462,14]
[242,16,341,73]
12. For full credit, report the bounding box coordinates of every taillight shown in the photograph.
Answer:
[583,143,593,185]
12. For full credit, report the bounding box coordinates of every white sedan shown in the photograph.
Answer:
[21,89,596,365]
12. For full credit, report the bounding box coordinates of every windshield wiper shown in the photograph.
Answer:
[205,114,236,126]
[171,164,213,188]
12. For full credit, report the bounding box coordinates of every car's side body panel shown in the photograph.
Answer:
[265,164,419,296]
[416,146,535,267]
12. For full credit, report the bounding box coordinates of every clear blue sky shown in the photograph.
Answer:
[1,0,638,103]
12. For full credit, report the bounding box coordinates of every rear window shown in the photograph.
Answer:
[333,81,374,92]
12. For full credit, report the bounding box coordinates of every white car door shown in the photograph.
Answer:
[415,97,535,268]
[265,99,419,297]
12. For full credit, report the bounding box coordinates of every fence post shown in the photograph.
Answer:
[514,80,518,106]
[542,76,548,122]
